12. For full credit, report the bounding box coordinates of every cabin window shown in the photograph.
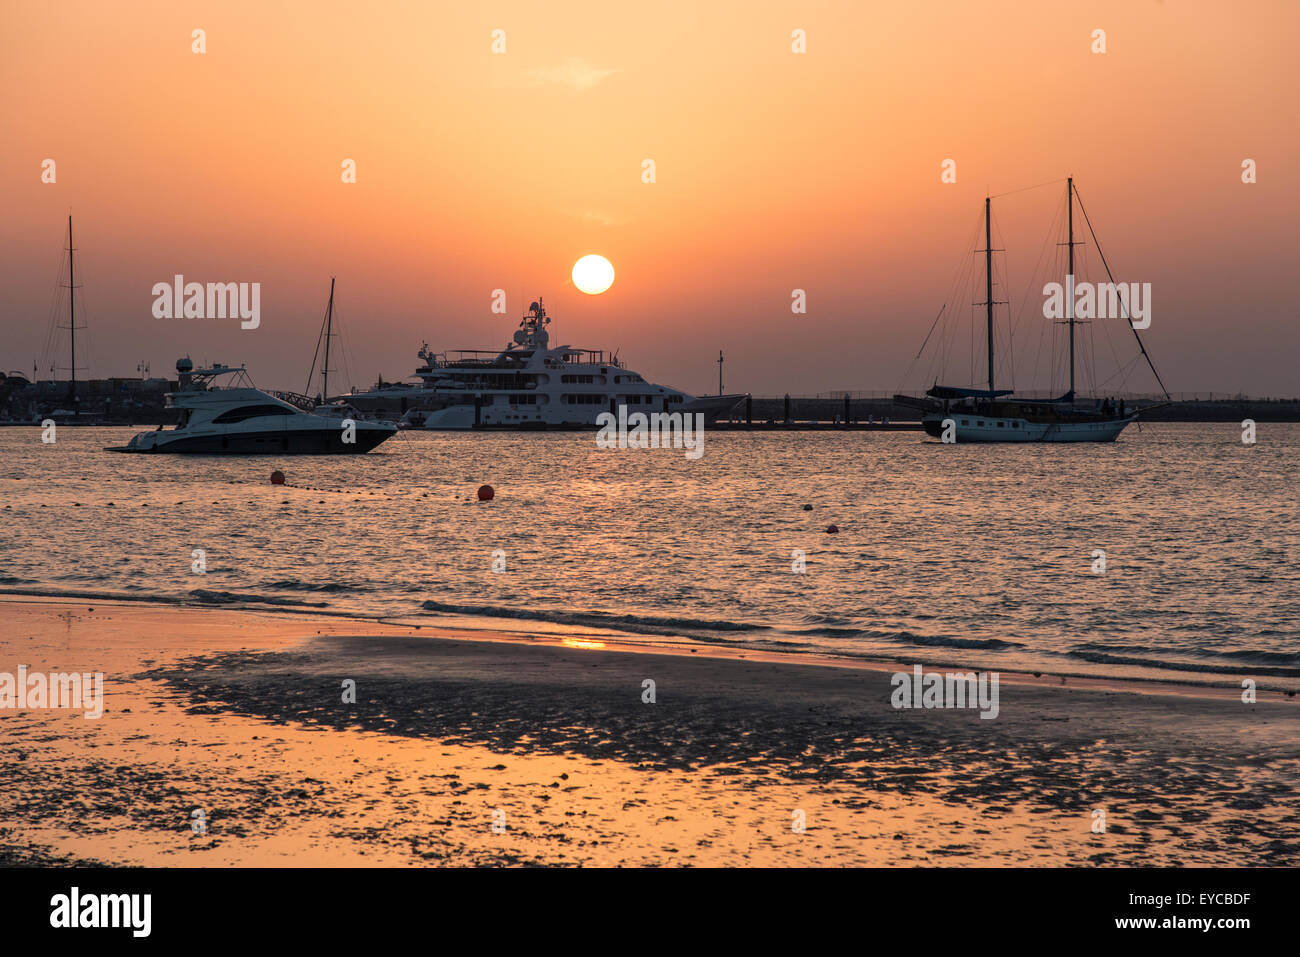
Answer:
[961,419,969,425]
[997,421,1004,428]
[976,420,984,427]
[212,404,294,424]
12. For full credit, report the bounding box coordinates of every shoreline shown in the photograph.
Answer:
[1,597,1296,866]
[1,589,1295,698]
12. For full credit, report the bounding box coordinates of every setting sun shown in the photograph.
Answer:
[572,254,615,295]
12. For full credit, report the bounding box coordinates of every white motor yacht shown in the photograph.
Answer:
[106,359,396,454]
[343,298,746,429]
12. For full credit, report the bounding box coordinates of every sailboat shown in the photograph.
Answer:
[894,178,1169,442]
[39,216,92,423]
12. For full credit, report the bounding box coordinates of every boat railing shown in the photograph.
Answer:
[266,390,317,411]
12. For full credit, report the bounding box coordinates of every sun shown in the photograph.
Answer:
[572,254,615,295]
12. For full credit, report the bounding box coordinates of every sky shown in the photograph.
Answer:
[2,0,1297,397]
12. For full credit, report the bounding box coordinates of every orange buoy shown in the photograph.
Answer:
[270,470,286,485]
[826,524,839,534]
[477,484,495,501]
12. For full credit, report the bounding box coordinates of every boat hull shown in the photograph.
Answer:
[921,412,1135,443]
[106,426,394,454]
[424,394,747,431]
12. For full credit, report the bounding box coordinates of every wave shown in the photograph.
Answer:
[1072,641,1300,668]
[0,585,332,611]
[417,601,1023,652]
[789,625,1022,650]
[795,613,855,627]
[189,589,328,608]
[889,632,1023,650]
[0,586,186,605]
[1067,648,1300,678]
[419,599,765,636]
[261,579,371,594]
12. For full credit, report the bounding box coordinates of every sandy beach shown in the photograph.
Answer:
[0,595,1296,867]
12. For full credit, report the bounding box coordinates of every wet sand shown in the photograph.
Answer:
[1,596,1296,866]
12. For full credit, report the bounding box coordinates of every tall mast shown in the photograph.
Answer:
[1066,177,1076,399]
[322,277,335,400]
[984,196,994,394]
[67,215,76,414]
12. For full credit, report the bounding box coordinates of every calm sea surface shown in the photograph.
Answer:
[2,424,1296,687]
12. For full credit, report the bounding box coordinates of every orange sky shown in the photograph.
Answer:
[2,0,1297,396]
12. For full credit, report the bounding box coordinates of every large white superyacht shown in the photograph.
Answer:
[343,298,747,429]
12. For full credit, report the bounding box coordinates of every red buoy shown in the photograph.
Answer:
[477,484,495,501]
[270,470,286,485]
[825,524,839,534]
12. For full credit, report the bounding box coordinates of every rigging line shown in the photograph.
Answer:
[1031,225,1066,394]
[934,218,971,385]
[989,177,1067,200]
[75,277,96,380]
[330,296,353,393]
[1094,354,1142,391]
[968,297,974,388]
[992,214,1015,391]
[1072,185,1171,400]
[898,205,983,392]
[941,213,978,385]
[303,299,329,397]
[1010,200,1063,342]
[913,303,947,360]
[1080,243,1126,392]
[342,329,357,393]
[41,235,67,373]
[1027,237,1055,394]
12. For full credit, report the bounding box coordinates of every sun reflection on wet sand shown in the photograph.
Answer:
[2,597,1296,867]
[560,637,608,651]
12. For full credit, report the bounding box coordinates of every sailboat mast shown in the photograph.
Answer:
[322,277,335,400]
[1066,177,1076,398]
[68,215,76,414]
[985,196,994,394]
